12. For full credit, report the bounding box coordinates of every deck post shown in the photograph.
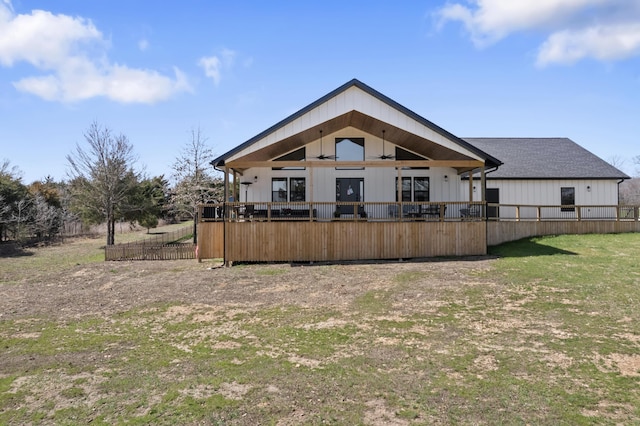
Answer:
[480,166,486,203]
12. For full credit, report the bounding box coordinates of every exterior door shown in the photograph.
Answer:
[336,178,363,202]
[486,188,499,218]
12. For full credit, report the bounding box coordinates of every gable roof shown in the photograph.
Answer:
[463,138,629,180]
[211,79,501,170]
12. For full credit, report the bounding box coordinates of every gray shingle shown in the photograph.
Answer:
[463,138,629,180]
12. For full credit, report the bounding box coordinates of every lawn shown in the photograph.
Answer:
[1,233,639,424]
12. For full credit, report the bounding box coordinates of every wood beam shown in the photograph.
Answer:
[226,160,484,169]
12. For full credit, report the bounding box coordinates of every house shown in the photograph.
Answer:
[462,137,629,219]
[200,79,636,263]
[210,79,502,214]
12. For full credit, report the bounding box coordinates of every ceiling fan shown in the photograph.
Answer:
[313,130,336,160]
[374,130,395,160]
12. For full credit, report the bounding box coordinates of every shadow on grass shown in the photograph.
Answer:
[288,255,500,268]
[489,237,578,258]
[0,243,34,258]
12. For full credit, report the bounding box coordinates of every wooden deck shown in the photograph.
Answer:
[197,202,640,263]
[197,220,486,262]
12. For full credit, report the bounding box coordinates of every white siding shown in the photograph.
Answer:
[458,179,622,219]
[242,127,464,204]
[227,86,483,162]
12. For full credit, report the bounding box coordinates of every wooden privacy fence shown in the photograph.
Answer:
[105,224,196,261]
[105,243,196,261]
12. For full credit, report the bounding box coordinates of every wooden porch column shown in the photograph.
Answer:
[232,170,238,201]
[223,167,229,202]
[468,170,474,202]
[397,167,402,198]
[309,167,314,203]
[480,166,486,203]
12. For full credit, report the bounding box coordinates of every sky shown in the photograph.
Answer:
[1,0,639,184]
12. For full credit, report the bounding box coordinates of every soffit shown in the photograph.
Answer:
[233,110,478,167]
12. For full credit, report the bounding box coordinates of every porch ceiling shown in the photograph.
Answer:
[228,110,482,174]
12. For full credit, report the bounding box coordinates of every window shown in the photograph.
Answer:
[396,177,429,202]
[272,178,287,202]
[397,177,411,202]
[272,177,305,202]
[561,187,575,212]
[272,147,305,170]
[395,147,429,170]
[414,177,429,201]
[290,178,306,201]
[336,137,364,169]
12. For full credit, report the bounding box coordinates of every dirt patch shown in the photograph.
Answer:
[364,399,409,426]
[594,353,640,377]
[0,258,495,321]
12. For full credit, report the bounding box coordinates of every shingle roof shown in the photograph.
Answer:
[463,138,629,180]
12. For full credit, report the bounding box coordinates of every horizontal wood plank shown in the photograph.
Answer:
[226,159,484,169]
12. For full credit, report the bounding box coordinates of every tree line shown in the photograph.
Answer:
[612,155,640,205]
[1,122,224,246]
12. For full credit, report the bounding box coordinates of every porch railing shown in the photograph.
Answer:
[199,202,640,223]
[199,201,485,222]
[488,204,640,222]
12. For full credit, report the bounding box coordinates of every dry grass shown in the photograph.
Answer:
[1,231,640,424]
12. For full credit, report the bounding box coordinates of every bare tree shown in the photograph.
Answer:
[170,127,221,243]
[607,155,626,172]
[30,194,62,239]
[67,122,140,246]
[633,155,640,178]
[10,198,32,242]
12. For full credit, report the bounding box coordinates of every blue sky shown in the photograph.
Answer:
[1,0,639,183]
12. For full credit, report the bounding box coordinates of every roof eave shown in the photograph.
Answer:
[210,79,503,168]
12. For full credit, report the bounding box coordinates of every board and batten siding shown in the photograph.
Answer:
[461,179,621,219]
[226,86,485,163]
[243,127,464,206]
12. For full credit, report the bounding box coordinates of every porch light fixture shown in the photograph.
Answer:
[254,175,258,183]
[587,185,591,192]
[473,186,477,192]
[444,175,449,182]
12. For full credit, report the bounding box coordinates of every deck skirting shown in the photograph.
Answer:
[487,220,640,246]
[197,221,487,262]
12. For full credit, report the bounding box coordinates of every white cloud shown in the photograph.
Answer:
[199,48,240,85]
[138,38,149,51]
[537,22,640,66]
[13,61,191,103]
[436,0,640,66]
[0,1,191,103]
[199,56,222,85]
